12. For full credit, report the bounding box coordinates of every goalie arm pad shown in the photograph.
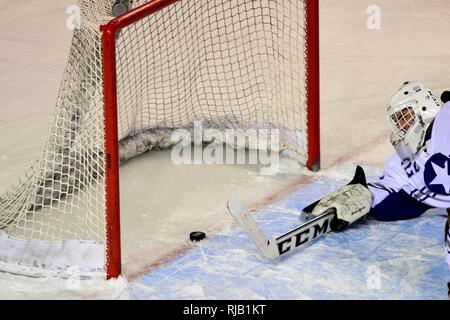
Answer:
[311,184,372,225]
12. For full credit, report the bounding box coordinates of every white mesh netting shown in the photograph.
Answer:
[0,0,311,276]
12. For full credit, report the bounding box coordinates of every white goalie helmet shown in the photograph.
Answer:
[387,81,441,163]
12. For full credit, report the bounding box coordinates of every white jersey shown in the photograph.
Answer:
[370,101,450,209]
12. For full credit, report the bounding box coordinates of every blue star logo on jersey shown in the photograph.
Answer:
[424,153,450,195]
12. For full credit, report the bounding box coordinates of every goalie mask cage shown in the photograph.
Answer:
[0,0,319,279]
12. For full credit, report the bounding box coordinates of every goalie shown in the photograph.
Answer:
[307,81,450,269]
[229,81,450,271]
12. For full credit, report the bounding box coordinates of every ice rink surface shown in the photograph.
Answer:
[0,0,449,299]
[128,164,450,300]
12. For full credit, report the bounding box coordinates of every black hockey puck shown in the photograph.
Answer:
[441,91,450,104]
[190,231,206,242]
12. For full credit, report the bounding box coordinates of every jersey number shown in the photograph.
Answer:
[404,161,421,178]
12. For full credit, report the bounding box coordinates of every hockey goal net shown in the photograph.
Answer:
[0,0,319,279]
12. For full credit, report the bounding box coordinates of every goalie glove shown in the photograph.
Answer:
[303,166,372,232]
[441,91,450,104]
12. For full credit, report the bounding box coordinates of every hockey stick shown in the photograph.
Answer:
[227,198,336,259]
[228,166,369,259]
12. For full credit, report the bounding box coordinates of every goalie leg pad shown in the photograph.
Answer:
[311,184,372,225]
[305,166,372,228]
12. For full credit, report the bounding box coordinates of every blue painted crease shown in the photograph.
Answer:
[129,166,450,300]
